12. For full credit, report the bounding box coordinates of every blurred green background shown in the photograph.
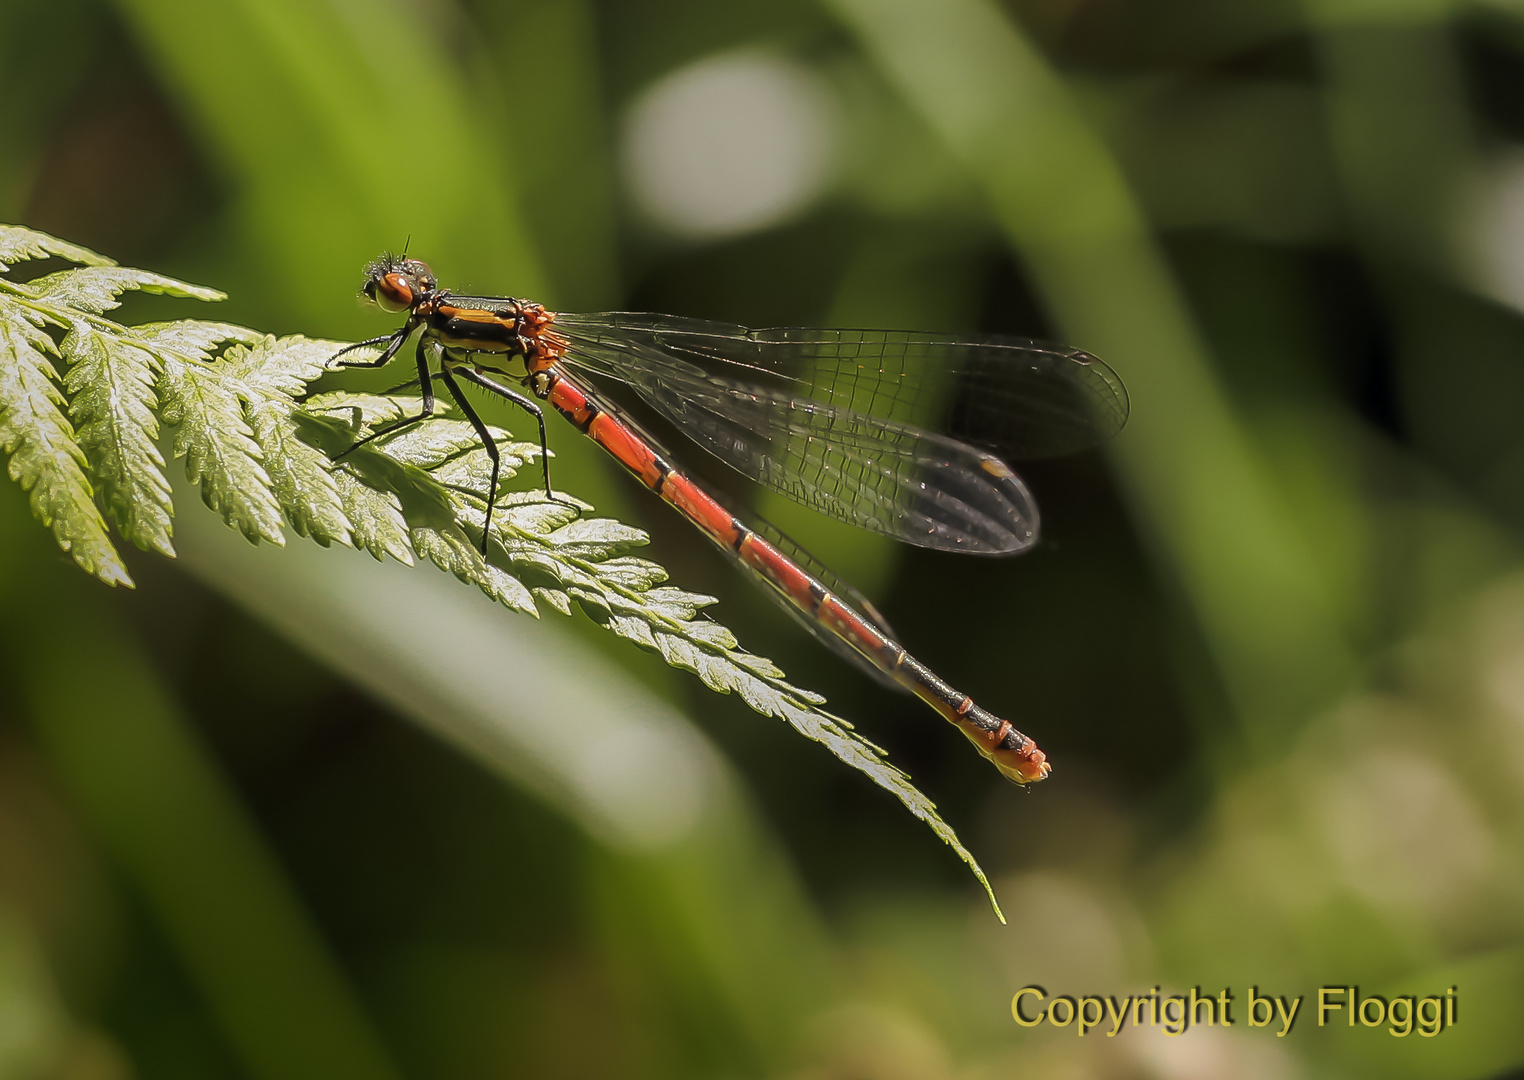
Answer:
[5,0,1524,1076]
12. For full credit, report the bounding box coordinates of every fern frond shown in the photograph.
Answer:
[329,467,414,564]
[0,225,262,579]
[135,320,266,361]
[0,224,1002,914]
[0,224,114,271]
[159,353,285,544]
[221,339,351,546]
[28,265,225,313]
[62,325,173,555]
[0,298,128,584]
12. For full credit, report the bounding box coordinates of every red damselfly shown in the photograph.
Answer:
[330,254,1128,785]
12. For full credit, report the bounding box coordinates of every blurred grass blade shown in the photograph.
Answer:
[18,573,403,1080]
[0,905,78,1078]
[105,0,543,321]
[825,0,1357,741]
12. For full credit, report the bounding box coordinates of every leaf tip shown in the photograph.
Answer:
[88,560,136,589]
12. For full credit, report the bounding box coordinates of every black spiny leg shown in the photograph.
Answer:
[331,325,411,368]
[453,367,561,506]
[336,335,436,460]
[437,367,503,555]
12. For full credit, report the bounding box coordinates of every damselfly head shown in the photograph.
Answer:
[361,252,436,313]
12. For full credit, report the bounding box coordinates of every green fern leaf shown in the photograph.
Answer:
[306,390,424,426]
[0,299,130,585]
[429,446,536,494]
[482,562,539,616]
[134,320,266,361]
[639,587,716,622]
[533,586,574,616]
[542,517,647,558]
[61,325,173,556]
[219,338,350,546]
[219,334,333,397]
[682,620,741,651]
[158,354,285,544]
[331,469,413,564]
[0,224,113,271]
[28,266,224,314]
[0,226,253,580]
[595,556,670,592]
[245,395,350,546]
[410,519,495,587]
[727,651,787,679]
[493,493,582,537]
[608,614,659,648]
[374,420,481,468]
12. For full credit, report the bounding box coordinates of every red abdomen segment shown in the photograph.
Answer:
[538,367,1050,785]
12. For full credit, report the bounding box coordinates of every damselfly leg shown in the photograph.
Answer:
[331,328,410,368]
[334,334,437,459]
[435,365,563,553]
[453,365,558,500]
[329,324,563,553]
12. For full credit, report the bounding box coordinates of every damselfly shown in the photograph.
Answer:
[330,254,1129,785]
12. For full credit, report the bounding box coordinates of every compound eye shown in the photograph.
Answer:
[373,272,415,312]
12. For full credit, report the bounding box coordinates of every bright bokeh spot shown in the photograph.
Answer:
[621,52,836,240]
[1467,147,1524,311]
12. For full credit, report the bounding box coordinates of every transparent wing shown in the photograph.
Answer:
[559,371,910,690]
[554,315,1128,554]
[555,314,1128,458]
[740,513,908,692]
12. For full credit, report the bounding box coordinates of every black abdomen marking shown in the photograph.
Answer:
[431,310,523,351]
